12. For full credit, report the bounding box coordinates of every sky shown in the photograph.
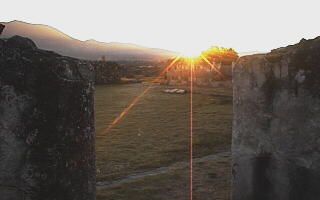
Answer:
[2,0,320,55]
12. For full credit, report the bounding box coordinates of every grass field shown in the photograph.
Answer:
[95,82,232,200]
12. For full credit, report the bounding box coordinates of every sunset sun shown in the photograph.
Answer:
[181,48,202,58]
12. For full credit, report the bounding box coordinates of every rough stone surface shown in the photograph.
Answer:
[0,23,4,35]
[0,36,96,200]
[232,36,320,200]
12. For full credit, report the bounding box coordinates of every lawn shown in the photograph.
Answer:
[95,82,232,199]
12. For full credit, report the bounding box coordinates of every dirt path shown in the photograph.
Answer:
[96,151,229,187]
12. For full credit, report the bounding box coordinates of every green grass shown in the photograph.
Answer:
[95,82,232,199]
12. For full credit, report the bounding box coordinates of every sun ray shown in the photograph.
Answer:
[200,54,226,79]
[189,58,194,200]
[99,55,182,135]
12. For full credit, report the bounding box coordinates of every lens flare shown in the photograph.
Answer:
[200,54,226,79]
[99,55,181,135]
[189,58,194,200]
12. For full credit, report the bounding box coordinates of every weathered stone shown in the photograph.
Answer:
[0,23,4,35]
[232,36,320,200]
[0,36,96,200]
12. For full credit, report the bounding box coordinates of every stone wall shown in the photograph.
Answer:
[0,36,96,200]
[232,37,320,200]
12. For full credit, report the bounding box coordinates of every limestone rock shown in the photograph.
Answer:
[0,36,96,200]
[232,36,320,200]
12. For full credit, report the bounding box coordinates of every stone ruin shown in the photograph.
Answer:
[232,37,320,200]
[0,36,95,200]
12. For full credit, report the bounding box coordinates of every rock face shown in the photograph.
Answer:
[93,61,123,84]
[232,37,320,200]
[0,36,96,200]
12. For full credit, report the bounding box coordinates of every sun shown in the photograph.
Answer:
[179,44,210,58]
[181,49,201,58]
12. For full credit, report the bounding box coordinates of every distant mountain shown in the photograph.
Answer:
[0,20,178,61]
[238,51,266,57]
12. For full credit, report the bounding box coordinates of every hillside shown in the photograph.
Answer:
[0,21,177,61]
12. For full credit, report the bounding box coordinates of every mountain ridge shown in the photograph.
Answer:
[0,20,178,61]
